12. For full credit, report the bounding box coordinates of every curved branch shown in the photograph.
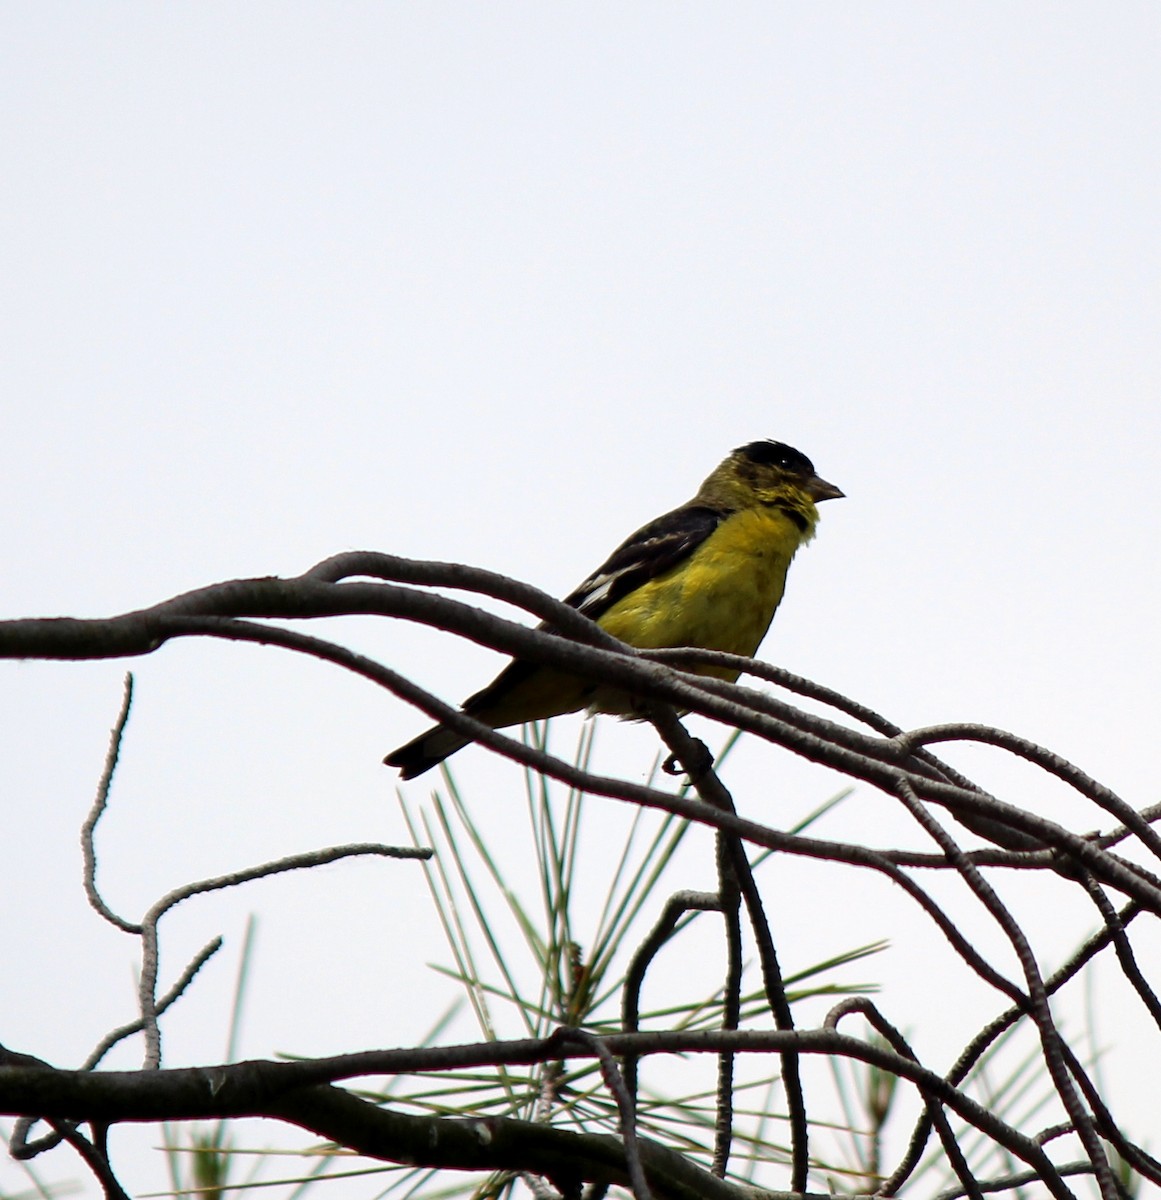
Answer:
[6,553,1159,1198]
[5,564,1158,914]
[0,1027,1074,1197]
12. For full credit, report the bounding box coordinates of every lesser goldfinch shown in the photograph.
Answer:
[386,440,843,779]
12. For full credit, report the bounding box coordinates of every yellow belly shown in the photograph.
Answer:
[592,505,805,706]
[470,505,810,728]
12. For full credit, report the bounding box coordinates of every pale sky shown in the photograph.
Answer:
[2,5,1160,1197]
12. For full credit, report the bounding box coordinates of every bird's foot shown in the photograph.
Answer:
[662,738,714,780]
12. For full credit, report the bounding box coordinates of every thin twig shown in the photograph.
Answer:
[80,673,140,933]
[551,1028,653,1200]
[892,778,1112,1200]
[647,706,810,1195]
[137,843,429,1067]
[828,999,984,1200]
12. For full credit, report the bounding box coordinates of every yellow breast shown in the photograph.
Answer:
[596,505,808,677]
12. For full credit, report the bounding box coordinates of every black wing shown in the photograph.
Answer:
[562,504,725,622]
[456,504,724,718]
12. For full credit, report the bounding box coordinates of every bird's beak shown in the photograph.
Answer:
[806,475,845,502]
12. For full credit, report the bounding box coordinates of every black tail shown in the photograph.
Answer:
[384,723,472,780]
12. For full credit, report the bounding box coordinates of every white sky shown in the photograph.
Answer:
[2,5,1160,1198]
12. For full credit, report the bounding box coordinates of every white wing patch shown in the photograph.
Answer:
[572,572,617,615]
[560,505,724,623]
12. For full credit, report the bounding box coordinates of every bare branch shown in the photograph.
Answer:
[0,1028,1082,1196]
[81,673,140,934]
[136,842,430,1067]
[8,555,1161,1196]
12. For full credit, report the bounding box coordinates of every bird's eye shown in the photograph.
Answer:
[737,440,814,476]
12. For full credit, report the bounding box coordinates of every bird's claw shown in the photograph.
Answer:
[662,739,715,779]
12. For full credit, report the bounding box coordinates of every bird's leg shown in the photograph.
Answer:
[643,702,716,780]
[661,741,713,779]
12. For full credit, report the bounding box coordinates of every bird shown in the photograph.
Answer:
[386,439,843,779]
